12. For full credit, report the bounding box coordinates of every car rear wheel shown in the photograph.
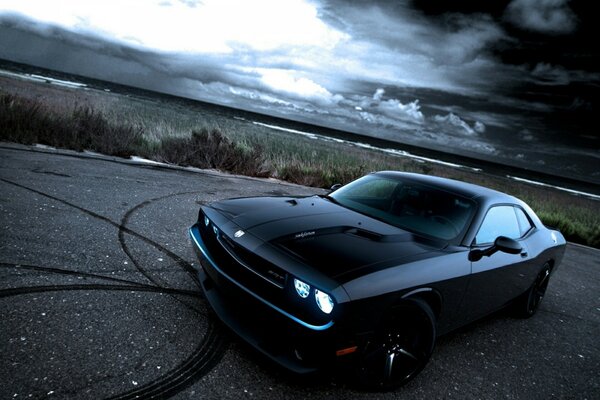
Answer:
[356,299,436,391]
[515,263,551,318]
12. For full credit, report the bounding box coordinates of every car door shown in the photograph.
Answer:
[462,205,535,322]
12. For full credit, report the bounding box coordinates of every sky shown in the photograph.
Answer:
[0,0,598,182]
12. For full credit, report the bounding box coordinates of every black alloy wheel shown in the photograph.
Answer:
[357,298,436,390]
[527,265,551,316]
[515,263,551,318]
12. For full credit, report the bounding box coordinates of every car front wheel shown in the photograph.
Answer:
[356,298,436,391]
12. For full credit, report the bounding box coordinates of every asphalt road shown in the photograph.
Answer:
[1,143,598,400]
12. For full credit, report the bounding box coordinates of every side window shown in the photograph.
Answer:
[475,206,520,244]
[515,207,533,236]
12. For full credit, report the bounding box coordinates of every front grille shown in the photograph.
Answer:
[199,223,287,302]
[193,220,336,330]
[218,234,288,288]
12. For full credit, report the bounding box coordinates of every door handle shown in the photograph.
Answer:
[520,252,528,258]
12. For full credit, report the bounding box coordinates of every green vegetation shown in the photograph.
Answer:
[1,80,598,248]
[157,129,268,176]
[0,94,146,157]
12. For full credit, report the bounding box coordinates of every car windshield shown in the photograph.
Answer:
[329,174,476,241]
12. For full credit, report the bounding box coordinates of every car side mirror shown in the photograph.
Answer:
[469,236,522,262]
[330,183,342,192]
[494,236,522,255]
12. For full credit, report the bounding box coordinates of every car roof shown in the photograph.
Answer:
[374,171,518,206]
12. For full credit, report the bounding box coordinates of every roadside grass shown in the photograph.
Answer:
[1,79,598,248]
[0,93,146,157]
[156,128,270,176]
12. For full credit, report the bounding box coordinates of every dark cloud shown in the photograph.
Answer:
[0,0,598,182]
[529,62,600,86]
[504,0,577,34]
[320,1,505,68]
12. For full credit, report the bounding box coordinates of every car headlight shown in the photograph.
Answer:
[294,279,310,298]
[204,215,210,226]
[315,289,334,314]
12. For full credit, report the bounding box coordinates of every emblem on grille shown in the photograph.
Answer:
[267,269,285,282]
[234,230,245,238]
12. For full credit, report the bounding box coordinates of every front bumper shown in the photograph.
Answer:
[189,224,348,373]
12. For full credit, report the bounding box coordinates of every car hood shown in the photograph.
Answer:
[207,196,446,281]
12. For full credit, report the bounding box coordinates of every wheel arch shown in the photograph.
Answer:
[355,288,438,389]
[400,287,442,320]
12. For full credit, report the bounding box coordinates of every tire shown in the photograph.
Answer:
[356,298,436,391]
[514,263,551,318]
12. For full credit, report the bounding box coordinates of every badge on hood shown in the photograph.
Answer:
[234,230,245,238]
[294,231,315,239]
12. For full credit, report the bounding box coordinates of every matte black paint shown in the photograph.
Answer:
[190,172,566,374]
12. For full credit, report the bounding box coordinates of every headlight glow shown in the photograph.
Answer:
[315,289,334,314]
[204,215,210,226]
[294,279,310,298]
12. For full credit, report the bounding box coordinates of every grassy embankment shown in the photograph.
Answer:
[0,78,598,248]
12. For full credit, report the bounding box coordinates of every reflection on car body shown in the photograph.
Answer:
[189,171,566,389]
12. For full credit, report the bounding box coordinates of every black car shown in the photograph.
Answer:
[189,171,566,389]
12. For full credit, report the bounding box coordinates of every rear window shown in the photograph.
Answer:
[515,207,533,237]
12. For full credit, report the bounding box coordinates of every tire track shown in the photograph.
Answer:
[0,283,201,299]
[1,262,157,287]
[117,191,203,290]
[0,280,225,400]
[112,192,227,398]
[0,178,200,289]
[117,192,206,319]
[0,178,228,399]
[107,320,225,400]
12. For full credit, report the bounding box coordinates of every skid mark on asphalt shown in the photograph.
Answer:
[117,191,207,315]
[0,178,228,399]
[0,262,204,306]
[31,167,72,178]
[117,191,202,290]
[1,262,163,287]
[106,320,225,400]
[0,282,201,298]
[1,178,200,287]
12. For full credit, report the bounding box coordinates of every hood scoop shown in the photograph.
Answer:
[344,227,416,243]
[345,227,382,241]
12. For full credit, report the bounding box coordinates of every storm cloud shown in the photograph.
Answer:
[505,0,578,34]
[0,0,598,182]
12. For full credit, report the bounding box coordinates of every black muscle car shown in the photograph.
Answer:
[189,171,566,389]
